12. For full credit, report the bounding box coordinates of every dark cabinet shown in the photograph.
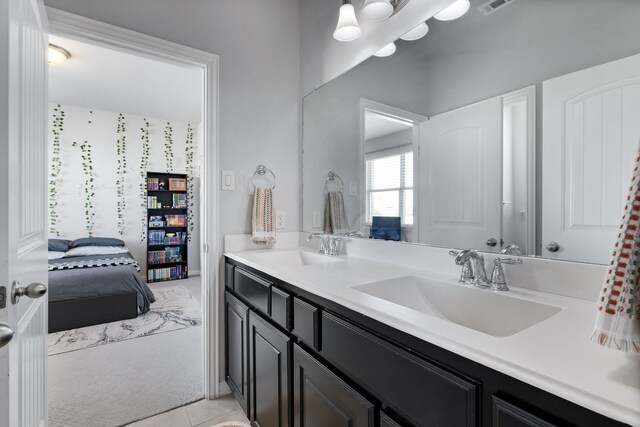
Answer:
[293,344,375,427]
[492,396,556,427]
[225,291,250,416]
[380,412,404,427]
[249,311,292,427]
[235,267,272,315]
[320,311,478,427]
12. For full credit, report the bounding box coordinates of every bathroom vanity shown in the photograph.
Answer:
[223,239,639,427]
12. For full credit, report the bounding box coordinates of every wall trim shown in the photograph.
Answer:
[47,7,222,399]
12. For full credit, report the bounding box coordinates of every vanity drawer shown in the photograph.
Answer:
[234,268,272,315]
[225,262,235,290]
[270,287,292,330]
[292,297,321,350]
[320,311,478,427]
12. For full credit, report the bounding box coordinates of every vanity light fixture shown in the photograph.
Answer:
[48,43,71,65]
[373,42,397,57]
[433,0,470,21]
[400,22,429,41]
[333,0,362,42]
[361,0,394,22]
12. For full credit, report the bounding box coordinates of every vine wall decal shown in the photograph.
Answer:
[139,118,151,242]
[72,140,96,236]
[116,113,127,235]
[164,122,175,172]
[49,105,65,236]
[185,123,195,242]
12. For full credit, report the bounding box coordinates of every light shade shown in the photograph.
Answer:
[48,44,71,65]
[361,0,394,22]
[400,22,429,41]
[373,42,397,57]
[333,2,362,42]
[434,0,470,21]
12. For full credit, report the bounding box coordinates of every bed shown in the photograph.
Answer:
[48,238,156,333]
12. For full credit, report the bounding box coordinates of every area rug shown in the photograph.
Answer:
[48,286,201,355]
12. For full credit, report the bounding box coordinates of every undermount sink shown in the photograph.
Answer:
[354,276,561,337]
[250,250,344,268]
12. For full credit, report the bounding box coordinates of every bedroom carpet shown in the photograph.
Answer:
[48,285,201,355]
[49,324,203,427]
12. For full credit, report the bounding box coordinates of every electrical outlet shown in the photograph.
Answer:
[312,211,321,228]
[276,211,286,230]
[349,181,358,196]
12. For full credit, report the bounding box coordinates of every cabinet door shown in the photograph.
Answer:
[293,344,375,427]
[225,291,250,416]
[493,397,556,427]
[249,311,292,427]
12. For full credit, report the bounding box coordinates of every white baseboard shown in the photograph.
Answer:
[189,270,201,276]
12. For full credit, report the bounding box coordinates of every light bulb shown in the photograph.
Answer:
[434,0,470,21]
[400,22,429,41]
[333,2,362,42]
[361,0,394,22]
[373,42,396,57]
[48,44,71,65]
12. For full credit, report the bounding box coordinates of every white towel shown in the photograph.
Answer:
[251,188,276,244]
[591,143,640,352]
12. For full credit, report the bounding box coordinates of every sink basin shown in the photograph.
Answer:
[249,250,345,268]
[354,276,561,337]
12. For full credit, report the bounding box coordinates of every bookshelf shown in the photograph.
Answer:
[146,172,188,282]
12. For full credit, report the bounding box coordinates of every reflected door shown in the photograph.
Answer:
[542,53,640,263]
[418,97,503,251]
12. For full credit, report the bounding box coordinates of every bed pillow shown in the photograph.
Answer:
[63,246,129,257]
[48,239,71,252]
[69,237,125,248]
[48,251,66,260]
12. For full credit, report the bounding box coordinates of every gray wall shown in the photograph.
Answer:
[302,0,640,245]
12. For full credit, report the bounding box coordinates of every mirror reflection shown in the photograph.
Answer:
[302,0,640,264]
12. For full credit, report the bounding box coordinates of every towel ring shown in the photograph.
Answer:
[252,164,276,189]
[324,171,344,193]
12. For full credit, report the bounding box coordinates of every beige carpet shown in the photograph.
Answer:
[49,314,203,426]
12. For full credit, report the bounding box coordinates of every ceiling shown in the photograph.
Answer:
[48,35,202,123]
[364,111,413,140]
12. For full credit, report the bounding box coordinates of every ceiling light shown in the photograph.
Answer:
[373,42,397,57]
[333,0,362,42]
[361,0,394,22]
[48,44,71,65]
[434,0,470,21]
[400,22,429,41]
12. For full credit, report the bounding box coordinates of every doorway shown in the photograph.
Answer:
[46,8,220,425]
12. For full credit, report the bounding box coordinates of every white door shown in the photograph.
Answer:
[542,54,640,263]
[418,97,503,251]
[0,0,49,426]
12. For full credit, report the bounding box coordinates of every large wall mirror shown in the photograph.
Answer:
[302,0,640,264]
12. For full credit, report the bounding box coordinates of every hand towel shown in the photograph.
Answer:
[252,188,276,244]
[323,191,348,235]
[591,145,640,352]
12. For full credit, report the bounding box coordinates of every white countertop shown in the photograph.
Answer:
[225,247,640,426]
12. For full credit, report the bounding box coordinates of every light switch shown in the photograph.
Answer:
[349,181,358,196]
[312,211,322,228]
[222,170,235,191]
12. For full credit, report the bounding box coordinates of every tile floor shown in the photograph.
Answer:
[125,394,249,427]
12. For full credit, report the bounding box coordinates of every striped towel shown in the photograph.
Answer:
[591,143,640,353]
[323,191,348,235]
[252,188,276,244]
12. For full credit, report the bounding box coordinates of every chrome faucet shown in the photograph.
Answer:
[450,249,522,291]
[307,233,342,256]
[500,244,522,256]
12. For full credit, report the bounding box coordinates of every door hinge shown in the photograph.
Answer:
[0,286,6,309]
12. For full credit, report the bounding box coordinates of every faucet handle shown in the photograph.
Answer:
[489,257,522,291]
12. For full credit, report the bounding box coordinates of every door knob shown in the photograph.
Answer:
[546,241,560,253]
[11,281,47,304]
[486,238,497,247]
[0,323,14,349]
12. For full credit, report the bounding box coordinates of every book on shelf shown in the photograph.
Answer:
[147,247,182,264]
[147,265,187,282]
[172,193,187,208]
[148,215,164,227]
[165,214,186,226]
[148,230,187,245]
[147,177,168,191]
